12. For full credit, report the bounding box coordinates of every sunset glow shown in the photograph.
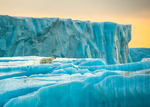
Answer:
[0,0,150,48]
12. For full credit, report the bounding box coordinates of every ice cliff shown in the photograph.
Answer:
[0,15,131,64]
[0,15,150,107]
[130,48,150,62]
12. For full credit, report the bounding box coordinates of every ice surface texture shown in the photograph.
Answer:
[130,48,150,62]
[0,15,131,64]
[0,57,150,107]
[1,15,149,107]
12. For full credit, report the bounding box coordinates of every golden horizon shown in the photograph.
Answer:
[0,0,150,48]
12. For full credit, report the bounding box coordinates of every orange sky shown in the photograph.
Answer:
[0,0,150,48]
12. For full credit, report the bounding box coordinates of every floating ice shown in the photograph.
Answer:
[0,15,150,107]
[0,57,150,107]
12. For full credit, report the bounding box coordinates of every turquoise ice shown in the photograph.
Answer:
[0,15,150,107]
[0,57,150,107]
[0,15,131,64]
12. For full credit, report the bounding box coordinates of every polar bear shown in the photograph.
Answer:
[40,56,56,64]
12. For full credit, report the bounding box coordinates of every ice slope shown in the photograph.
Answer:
[130,48,150,62]
[0,57,150,107]
[0,15,131,64]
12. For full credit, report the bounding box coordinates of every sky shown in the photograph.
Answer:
[0,0,150,48]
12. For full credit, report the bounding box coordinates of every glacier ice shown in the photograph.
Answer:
[0,15,150,107]
[130,48,150,62]
[0,57,150,107]
[0,15,132,64]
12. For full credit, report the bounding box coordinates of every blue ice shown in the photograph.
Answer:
[0,15,150,107]
[0,57,150,107]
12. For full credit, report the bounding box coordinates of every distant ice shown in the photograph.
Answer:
[0,15,131,64]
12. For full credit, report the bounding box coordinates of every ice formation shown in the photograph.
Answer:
[0,15,131,64]
[0,57,150,107]
[0,15,150,107]
[130,48,150,62]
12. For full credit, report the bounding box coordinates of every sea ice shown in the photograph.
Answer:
[0,57,150,107]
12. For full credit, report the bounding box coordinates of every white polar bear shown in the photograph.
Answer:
[40,56,56,64]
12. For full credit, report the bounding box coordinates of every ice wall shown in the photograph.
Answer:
[130,48,150,62]
[0,15,131,64]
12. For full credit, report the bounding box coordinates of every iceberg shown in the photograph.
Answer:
[0,15,131,64]
[0,15,150,107]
